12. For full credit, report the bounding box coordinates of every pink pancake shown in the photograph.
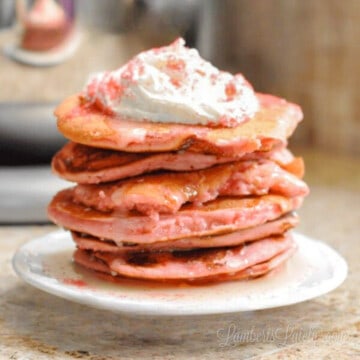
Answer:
[48,188,302,244]
[73,160,308,215]
[52,142,305,184]
[73,234,296,282]
[55,93,302,156]
[72,213,298,252]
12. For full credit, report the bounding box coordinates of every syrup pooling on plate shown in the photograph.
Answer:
[14,231,347,314]
[83,38,259,127]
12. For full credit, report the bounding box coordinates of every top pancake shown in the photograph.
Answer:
[55,93,303,156]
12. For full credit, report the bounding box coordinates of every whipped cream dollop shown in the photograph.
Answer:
[27,0,66,26]
[83,38,259,127]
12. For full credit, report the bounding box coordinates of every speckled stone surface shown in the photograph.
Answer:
[0,148,359,359]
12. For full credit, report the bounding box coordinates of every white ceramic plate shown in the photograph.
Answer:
[0,167,70,223]
[3,30,81,67]
[12,230,347,316]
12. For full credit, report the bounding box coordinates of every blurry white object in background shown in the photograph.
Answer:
[0,166,69,223]
[3,28,81,66]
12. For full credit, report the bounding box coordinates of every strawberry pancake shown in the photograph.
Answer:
[55,93,302,157]
[48,189,303,244]
[71,159,308,215]
[71,213,299,253]
[48,38,308,283]
[73,234,297,283]
[55,39,302,157]
[52,142,305,184]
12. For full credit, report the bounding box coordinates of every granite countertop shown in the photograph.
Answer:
[0,148,359,359]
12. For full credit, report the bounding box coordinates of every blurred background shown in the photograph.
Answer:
[0,0,359,221]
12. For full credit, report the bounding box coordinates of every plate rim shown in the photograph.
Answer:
[12,230,348,316]
[3,30,82,67]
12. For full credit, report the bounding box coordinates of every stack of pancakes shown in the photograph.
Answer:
[48,93,309,283]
